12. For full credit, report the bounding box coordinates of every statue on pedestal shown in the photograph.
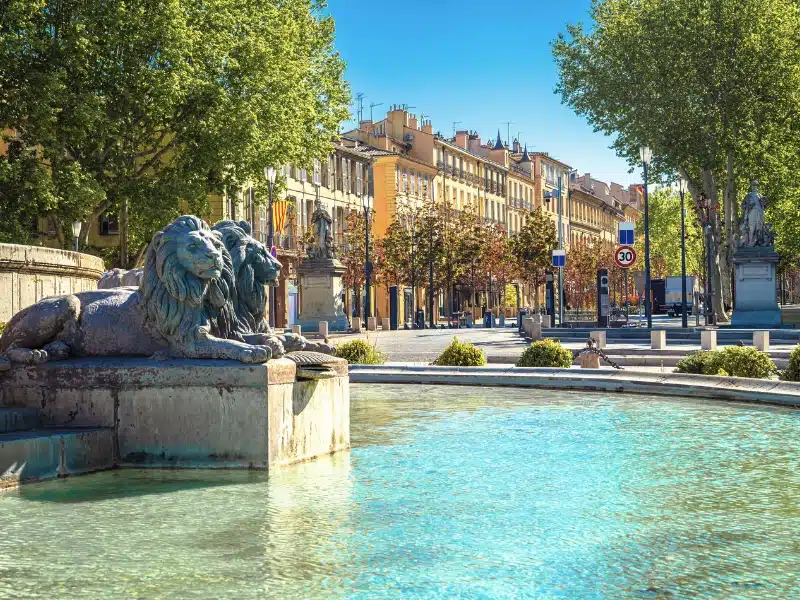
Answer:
[307,200,335,259]
[731,180,780,327]
[738,180,774,248]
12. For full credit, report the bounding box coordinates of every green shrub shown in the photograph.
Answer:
[675,347,776,379]
[516,339,573,368]
[334,339,386,365]
[674,350,718,374]
[781,345,800,381]
[432,337,487,366]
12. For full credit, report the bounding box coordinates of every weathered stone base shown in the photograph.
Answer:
[0,357,350,482]
[732,247,781,328]
[730,308,782,328]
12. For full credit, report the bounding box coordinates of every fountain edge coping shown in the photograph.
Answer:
[348,365,800,408]
[1,356,348,389]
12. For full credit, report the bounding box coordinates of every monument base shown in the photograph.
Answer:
[0,357,350,484]
[731,246,781,328]
[297,258,350,332]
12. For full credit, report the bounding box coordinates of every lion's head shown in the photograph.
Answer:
[140,215,239,342]
[212,220,282,334]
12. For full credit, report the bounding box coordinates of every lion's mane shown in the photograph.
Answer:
[139,215,241,344]
[212,220,276,335]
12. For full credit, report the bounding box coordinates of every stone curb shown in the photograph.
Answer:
[349,365,800,408]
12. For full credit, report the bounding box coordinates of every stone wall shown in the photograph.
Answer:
[0,243,106,323]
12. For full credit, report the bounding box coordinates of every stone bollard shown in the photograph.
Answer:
[318,321,329,338]
[701,329,717,351]
[753,330,770,352]
[530,322,543,341]
[367,317,377,331]
[291,324,302,336]
[381,317,390,330]
[590,330,607,349]
[651,329,666,350]
[351,317,362,331]
[580,353,601,369]
[522,317,534,337]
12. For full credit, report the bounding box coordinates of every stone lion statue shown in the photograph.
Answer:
[98,267,144,289]
[212,220,335,356]
[0,216,272,364]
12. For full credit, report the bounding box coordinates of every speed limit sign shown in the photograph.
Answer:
[614,245,637,269]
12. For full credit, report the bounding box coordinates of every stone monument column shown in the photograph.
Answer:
[297,200,350,332]
[731,181,781,327]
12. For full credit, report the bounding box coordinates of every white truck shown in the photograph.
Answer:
[663,276,696,317]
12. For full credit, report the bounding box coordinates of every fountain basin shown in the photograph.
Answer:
[0,357,349,483]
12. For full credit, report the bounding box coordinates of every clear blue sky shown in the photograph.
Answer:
[327,0,639,186]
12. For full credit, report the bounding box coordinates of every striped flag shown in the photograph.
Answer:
[273,200,289,233]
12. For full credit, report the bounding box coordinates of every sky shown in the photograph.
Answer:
[327,0,640,186]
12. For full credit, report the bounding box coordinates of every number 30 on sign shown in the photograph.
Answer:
[614,245,637,269]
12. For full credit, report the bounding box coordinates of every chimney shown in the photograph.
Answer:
[408,115,418,130]
[455,130,469,149]
[422,120,433,134]
[359,120,373,133]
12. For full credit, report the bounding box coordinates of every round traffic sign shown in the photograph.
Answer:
[614,245,637,269]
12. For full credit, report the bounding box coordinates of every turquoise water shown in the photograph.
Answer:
[1,385,800,599]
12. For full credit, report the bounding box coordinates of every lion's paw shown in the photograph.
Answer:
[239,345,272,364]
[261,336,285,358]
[6,348,49,365]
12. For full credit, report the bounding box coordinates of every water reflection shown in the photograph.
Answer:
[0,385,798,599]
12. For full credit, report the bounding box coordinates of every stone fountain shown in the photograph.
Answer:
[0,216,349,487]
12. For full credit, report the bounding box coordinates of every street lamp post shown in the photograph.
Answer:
[544,176,565,327]
[264,166,277,328]
[678,176,688,328]
[640,146,652,329]
[363,191,372,320]
[71,220,82,252]
[409,202,416,327]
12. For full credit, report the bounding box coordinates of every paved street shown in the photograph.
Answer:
[328,323,797,365]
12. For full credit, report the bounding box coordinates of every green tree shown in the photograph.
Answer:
[647,188,705,279]
[341,208,374,317]
[553,0,800,321]
[0,0,349,264]
[511,208,558,309]
[478,222,517,314]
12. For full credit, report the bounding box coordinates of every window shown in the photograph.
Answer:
[423,174,429,196]
[356,162,364,196]
[98,212,119,236]
[396,165,401,191]
[313,159,322,186]
[326,155,335,188]
[410,169,416,196]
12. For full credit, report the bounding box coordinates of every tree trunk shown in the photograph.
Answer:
[119,195,129,269]
[132,243,147,268]
[49,214,65,248]
[700,168,730,322]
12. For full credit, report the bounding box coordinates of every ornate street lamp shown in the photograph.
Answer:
[544,175,565,327]
[678,176,688,328]
[361,185,373,320]
[640,146,652,328]
[71,220,83,252]
[264,166,277,328]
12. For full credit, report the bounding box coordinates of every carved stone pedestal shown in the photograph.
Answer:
[731,246,781,328]
[297,258,350,332]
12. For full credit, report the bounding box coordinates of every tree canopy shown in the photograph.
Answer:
[553,0,800,320]
[0,0,349,264]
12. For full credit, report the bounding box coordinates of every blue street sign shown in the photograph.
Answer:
[618,222,635,246]
[552,249,566,268]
